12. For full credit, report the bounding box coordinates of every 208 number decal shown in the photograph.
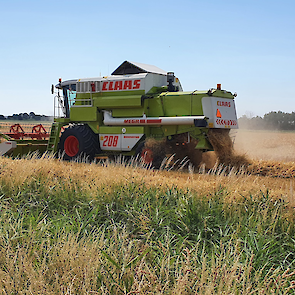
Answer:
[103,135,119,147]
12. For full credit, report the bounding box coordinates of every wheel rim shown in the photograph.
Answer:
[64,135,79,157]
[141,148,153,164]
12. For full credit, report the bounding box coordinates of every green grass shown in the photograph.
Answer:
[0,160,295,293]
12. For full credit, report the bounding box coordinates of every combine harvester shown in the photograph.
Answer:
[1,61,238,168]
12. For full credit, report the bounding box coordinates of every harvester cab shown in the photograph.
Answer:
[52,61,183,119]
[53,79,78,118]
[48,60,238,167]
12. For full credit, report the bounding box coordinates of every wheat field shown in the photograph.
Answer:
[0,148,295,293]
[1,129,295,293]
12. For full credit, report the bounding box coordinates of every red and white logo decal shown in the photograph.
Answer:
[123,135,140,139]
[217,101,231,107]
[102,79,141,91]
[216,119,237,126]
[123,119,162,124]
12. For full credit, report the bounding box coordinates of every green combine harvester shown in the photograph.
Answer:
[1,61,238,167]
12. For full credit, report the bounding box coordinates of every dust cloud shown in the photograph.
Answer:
[232,129,295,162]
[205,129,250,168]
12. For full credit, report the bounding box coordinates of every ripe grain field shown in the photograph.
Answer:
[1,130,295,293]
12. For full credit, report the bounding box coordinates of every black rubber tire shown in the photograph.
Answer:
[58,124,100,161]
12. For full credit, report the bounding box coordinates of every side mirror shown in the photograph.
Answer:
[51,84,54,94]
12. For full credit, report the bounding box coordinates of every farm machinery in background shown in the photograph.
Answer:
[0,123,49,156]
[1,61,238,168]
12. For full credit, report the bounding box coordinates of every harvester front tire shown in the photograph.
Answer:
[58,124,100,162]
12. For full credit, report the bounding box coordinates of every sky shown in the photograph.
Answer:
[0,0,294,118]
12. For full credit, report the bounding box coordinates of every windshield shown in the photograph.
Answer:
[66,86,76,108]
[61,84,76,118]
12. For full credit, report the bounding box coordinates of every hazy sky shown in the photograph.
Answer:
[1,0,294,118]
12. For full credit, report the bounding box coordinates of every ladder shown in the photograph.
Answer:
[47,122,64,153]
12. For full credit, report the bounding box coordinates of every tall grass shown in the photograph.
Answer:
[0,156,295,293]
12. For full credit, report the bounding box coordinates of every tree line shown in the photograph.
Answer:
[238,111,295,130]
[0,112,52,121]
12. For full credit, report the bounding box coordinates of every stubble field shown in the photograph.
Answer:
[233,129,295,178]
[1,129,295,294]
